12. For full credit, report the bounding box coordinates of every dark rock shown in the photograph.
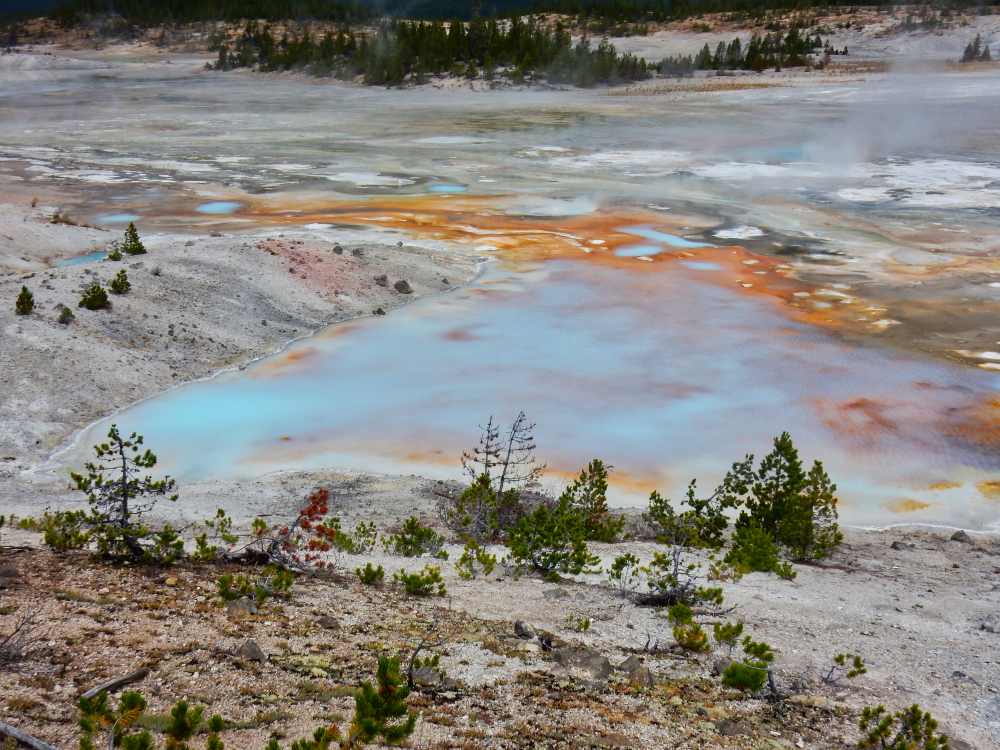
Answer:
[575,593,586,601]
[317,615,340,630]
[717,721,750,737]
[553,649,613,682]
[627,666,656,688]
[397,241,403,246]
[951,530,973,544]
[374,308,386,316]
[352,248,365,257]
[412,665,441,686]
[712,657,735,677]
[891,541,915,551]
[332,245,343,255]
[226,598,258,619]
[393,279,412,294]
[236,639,266,662]
[0,566,22,579]
[441,277,449,284]
[542,588,571,599]
[289,267,295,273]
[514,620,535,639]
[373,274,388,287]
[616,655,643,673]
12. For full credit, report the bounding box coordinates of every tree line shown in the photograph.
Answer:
[212,16,651,86]
[693,27,825,70]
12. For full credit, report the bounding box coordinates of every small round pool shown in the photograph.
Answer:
[426,185,467,193]
[195,201,243,214]
[99,214,142,223]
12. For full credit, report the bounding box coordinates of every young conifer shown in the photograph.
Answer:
[15,285,33,315]
[122,222,147,255]
[79,282,109,310]
[110,269,131,294]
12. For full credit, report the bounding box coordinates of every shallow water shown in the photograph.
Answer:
[8,54,1000,528]
[52,250,108,266]
[65,258,1000,528]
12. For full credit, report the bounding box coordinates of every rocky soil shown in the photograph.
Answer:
[1,476,998,749]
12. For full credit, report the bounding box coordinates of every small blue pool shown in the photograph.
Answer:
[618,225,713,249]
[195,201,243,214]
[53,251,109,267]
[99,214,141,223]
[427,185,467,193]
[682,261,722,271]
[615,244,665,258]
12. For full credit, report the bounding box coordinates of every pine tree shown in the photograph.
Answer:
[79,283,109,310]
[110,269,131,294]
[734,432,842,560]
[348,657,417,747]
[15,285,33,315]
[962,33,982,63]
[122,222,147,255]
[981,44,992,62]
[69,424,179,559]
[559,459,625,542]
[164,700,204,749]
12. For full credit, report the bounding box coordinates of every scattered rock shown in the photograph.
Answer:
[616,655,643,673]
[891,541,915,551]
[0,566,21,579]
[520,642,541,653]
[165,576,178,587]
[332,245,343,255]
[514,620,536,639]
[717,720,750,737]
[288,267,295,273]
[373,274,388,287]
[412,665,441,686]
[552,649,614,682]
[261,319,267,326]
[627,666,656,688]
[393,280,412,294]
[184,240,195,247]
[317,615,340,630]
[951,530,973,544]
[712,657,735,677]
[226,598,258,619]
[441,277,449,284]
[373,308,386,316]
[397,241,403,246]
[352,248,365,257]
[236,639,266,663]
[542,588,571,599]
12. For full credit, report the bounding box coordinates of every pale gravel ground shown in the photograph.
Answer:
[0,202,480,474]
[4,470,998,748]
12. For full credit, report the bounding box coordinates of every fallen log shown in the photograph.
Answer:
[80,667,150,699]
[0,720,64,750]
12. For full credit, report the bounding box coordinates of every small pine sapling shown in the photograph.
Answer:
[724,521,796,579]
[122,222,147,255]
[349,656,417,747]
[558,459,625,542]
[110,269,131,294]
[206,715,226,750]
[58,304,75,324]
[722,636,774,694]
[607,552,643,596]
[192,508,238,562]
[107,243,123,261]
[822,653,867,685]
[356,562,385,586]
[858,704,950,750]
[79,282,109,310]
[505,495,599,581]
[15,286,34,315]
[455,538,496,579]
[351,521,378,553]
[216,566,293,605]
[78,690,152,750]
[668,602,709,652]
[565,615,591,632]
[164,699,204,749]
[712,621,744,657]
[395,564,446,596]
[384,517,446,558]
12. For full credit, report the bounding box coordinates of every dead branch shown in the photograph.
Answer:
[405,620,455,690]
[0,609,45,671]
[0,720,64,750]
[80,667,150,699]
